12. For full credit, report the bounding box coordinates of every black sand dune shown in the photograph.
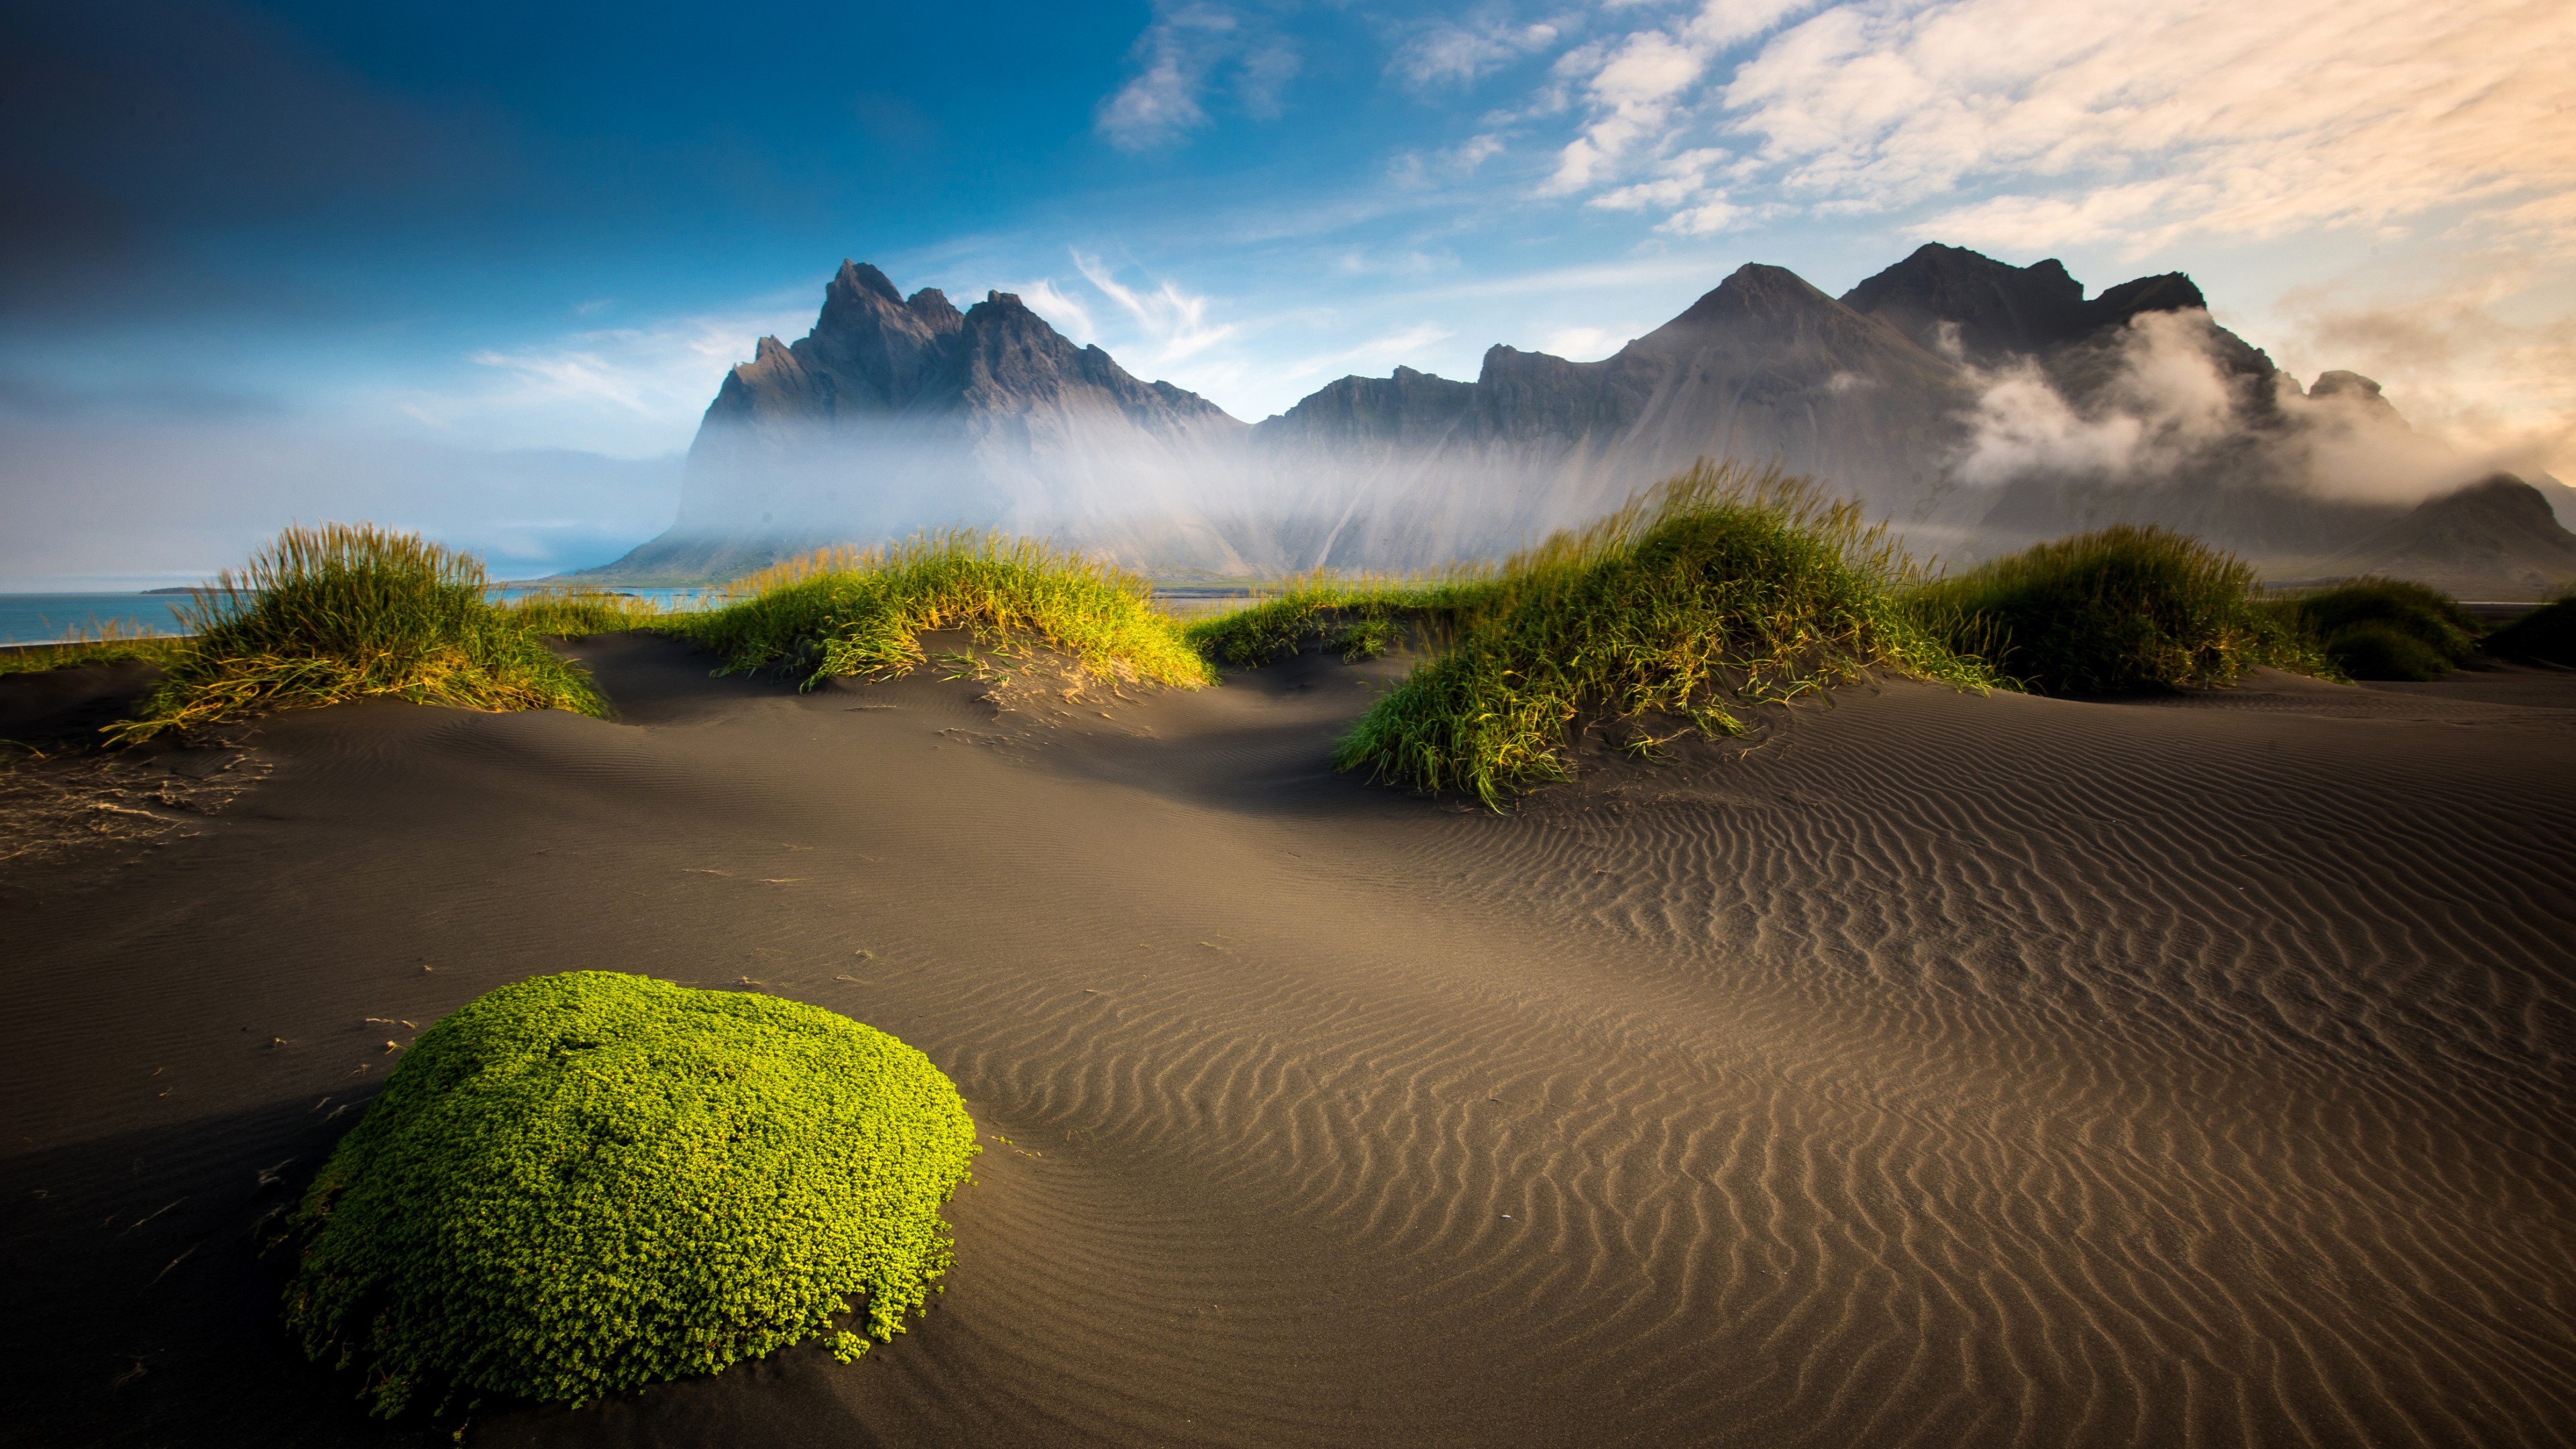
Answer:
[6,637,2575,1447]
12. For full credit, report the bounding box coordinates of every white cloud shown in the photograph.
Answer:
[1019,280,1098,344]
[1717,0,2576,257]
[1536,1,1815,203]
[1390,131,1511,189]
[2273,261,2576,483]
[1955,310,2243,485]
[1391,13,1564,90]
[1071,251,1238,365]
[1538,324,1632,359]
[1515,0,2576,262]
[1097,5,1301,151]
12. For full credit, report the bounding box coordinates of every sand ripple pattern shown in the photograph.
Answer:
[7,640,2570,1448]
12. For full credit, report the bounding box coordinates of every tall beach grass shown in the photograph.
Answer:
[674,531,1214,692]
[1908,525,2329,694]
[1331,464,1995,808]
[111,524,610,741]
[2279,577,2479,681]
[1183,572,1495,668]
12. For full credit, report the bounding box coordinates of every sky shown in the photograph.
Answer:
[3,0,2571,585]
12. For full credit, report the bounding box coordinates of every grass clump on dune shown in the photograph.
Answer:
[281,971,978,1417]
[498,589,674,638]
[1183,574,1492,667]
[2481,580,2576,667]
[2284,577,2480,681]
[1908,525,2327,694]
[1334,463,1993,808]
[674,530,1213,691]
[110,524,609,741]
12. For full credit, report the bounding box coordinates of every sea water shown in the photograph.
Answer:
[0,588,729,645]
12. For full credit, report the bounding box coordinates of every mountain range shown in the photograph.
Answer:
[586,246,2574,596]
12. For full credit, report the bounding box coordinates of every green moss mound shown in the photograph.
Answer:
[281,971,979,1417]
[2481,595,2576,667]
[674,530,1214,692]
[2288,577,2477,680]
[1333,464,1994,808]
[1909,525,2326,694]
[112,524,608,741]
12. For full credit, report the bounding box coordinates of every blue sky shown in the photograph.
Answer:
[3,0,2569,584]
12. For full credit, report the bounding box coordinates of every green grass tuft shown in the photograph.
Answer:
[1332,463,1994,808]
[499,590,674,638]
[2281,576,2478,681]
[672,531,1214,691]
[109,524,610,741]
[281,971,979,1417]
[1909,525,2329,694]
[1183,574,1493,668]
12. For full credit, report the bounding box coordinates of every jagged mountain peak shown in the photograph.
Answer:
[1840,244,2211,362]
[700,262,1238,436]
[1678,261,1844,318]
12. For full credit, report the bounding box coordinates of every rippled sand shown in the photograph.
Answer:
[6,636,2572,1446]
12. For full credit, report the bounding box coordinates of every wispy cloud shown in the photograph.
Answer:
[1018,280,1098,344]
[1538,0,1815,195]
[1097,4,1302,151]
[1524,0,2576,260]
[1071,251,1237,364]
[1390,11,1565,91]
[2273,259,2576,481]
[430,301,810,454]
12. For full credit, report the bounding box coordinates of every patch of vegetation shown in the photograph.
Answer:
[1183,574,1493,667]
[1909,525,2330,694]
[2481,581,2576,667]
[280,971,978,1417]
[674,531,1214,692]
[2282,578,2479,681]
[109,525,610,742]
[499,590,674,637]
[1334,464,1995,808]
[0,620,187,679]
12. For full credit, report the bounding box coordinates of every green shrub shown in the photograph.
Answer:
[281,971,978,1417]
[674,531,1213,691]
[2286,577,2477,680]
[1909,525,2326,694]
[110,524,608,741]
[2481,591,2576,667]
[1334,463,1993,808]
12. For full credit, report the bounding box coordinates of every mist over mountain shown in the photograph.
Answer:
[588,246,2574,595]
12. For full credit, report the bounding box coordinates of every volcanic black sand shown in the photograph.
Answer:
[5,636,2574,1447]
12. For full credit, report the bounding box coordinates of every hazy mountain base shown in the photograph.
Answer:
[574,246,2576,594]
